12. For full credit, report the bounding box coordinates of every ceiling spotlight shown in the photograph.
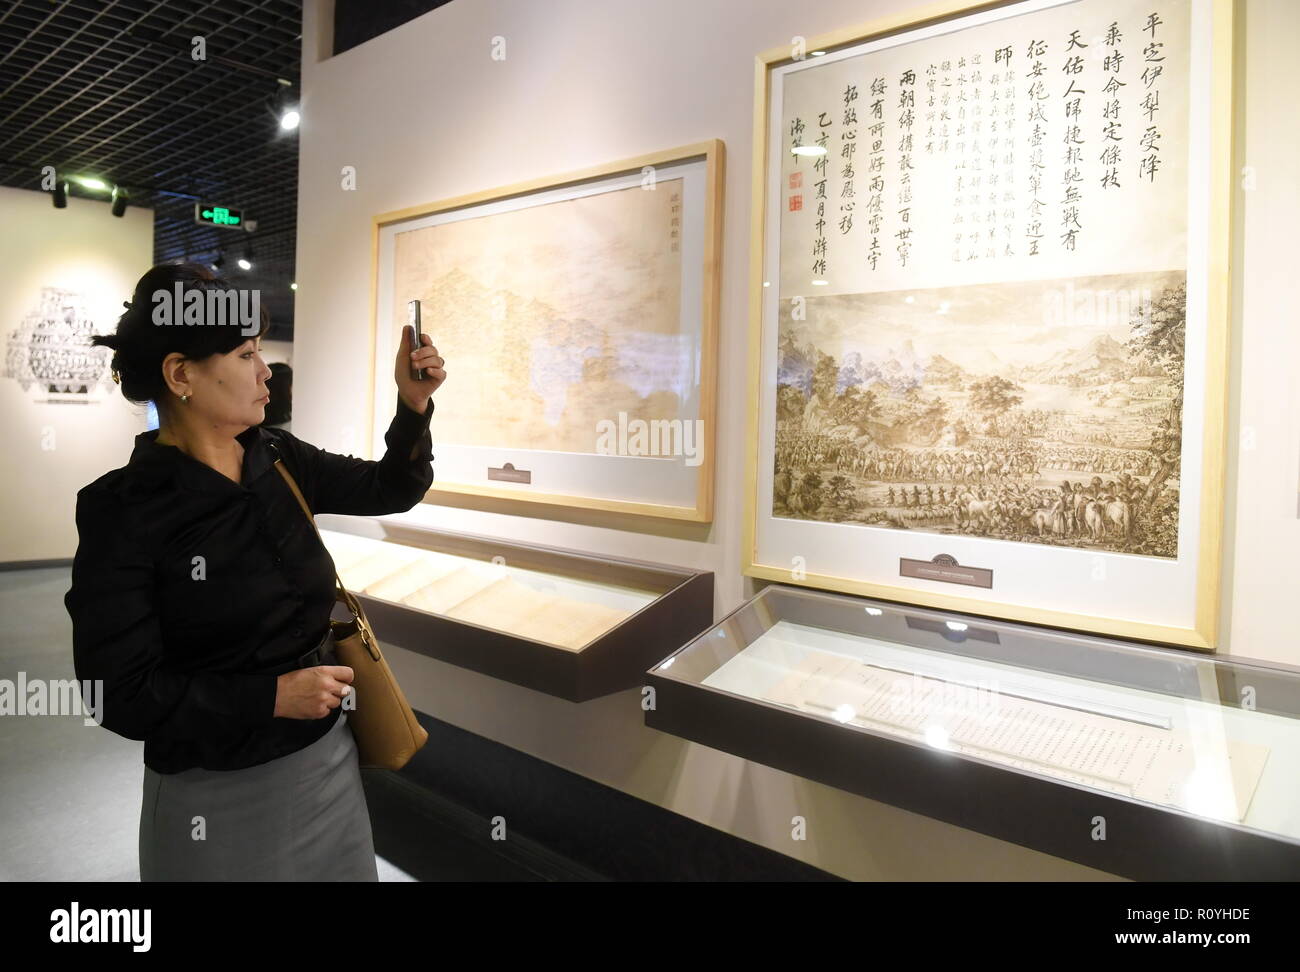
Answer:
[271,79,300,132]
[75,175,108,191]
[110,186,127,217]
[289,282,297,291]
[52,181,68,208]
[237,246,253,271]
[212,253,226,271]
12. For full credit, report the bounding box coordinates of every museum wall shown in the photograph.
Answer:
[294,0,1300,668]
[299,0,1270,880]
[295,0,1300,880]
[0,177,295,564]
[0,185,153,562]
[1219,0,1300,668]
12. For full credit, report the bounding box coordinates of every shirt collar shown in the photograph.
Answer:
[122,422,281,497]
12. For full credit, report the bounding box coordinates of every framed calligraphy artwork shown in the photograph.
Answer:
[371,140,723,521]
[743,0,1234,648]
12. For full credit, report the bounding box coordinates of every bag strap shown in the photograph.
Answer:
[273,459,379,658]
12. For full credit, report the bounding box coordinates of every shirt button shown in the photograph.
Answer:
[293,628,303,637]
[274,556,283,565]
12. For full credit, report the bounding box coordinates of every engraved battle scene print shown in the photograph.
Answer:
[772,271,1186,558]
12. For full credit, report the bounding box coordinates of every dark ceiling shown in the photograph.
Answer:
[333,0,454,55]
[0,0,303,341]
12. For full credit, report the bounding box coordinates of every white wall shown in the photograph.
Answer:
[294,0,1296,878]
[0,182,298,563]
[1220,0,1300,666]
[0,185,153,561]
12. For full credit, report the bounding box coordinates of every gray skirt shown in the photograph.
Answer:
[139,711,378,881]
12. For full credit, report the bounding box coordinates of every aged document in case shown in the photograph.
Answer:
[513,599,630,651]
[319,535,380,571]
[338,546,424,592]
[402,564,505,615]
[762,648,1270,822]
[363,554,462,602]
[443,577,557,633]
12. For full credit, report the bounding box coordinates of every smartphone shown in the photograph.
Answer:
[407,299,424,381]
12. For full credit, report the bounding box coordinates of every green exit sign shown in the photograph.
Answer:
[193,202,244,228]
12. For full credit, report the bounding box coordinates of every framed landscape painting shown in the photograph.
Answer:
[372,140,723,522]
[743,0,1234,648]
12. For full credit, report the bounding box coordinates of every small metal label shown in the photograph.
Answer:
[900,553,993,589]
[487,462,532,484]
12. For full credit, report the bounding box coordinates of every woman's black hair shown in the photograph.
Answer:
[92,261,271,414]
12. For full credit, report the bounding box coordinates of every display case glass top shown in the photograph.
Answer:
[650,584,1300,875]
[320,527,658,652]
[317,521,713,702]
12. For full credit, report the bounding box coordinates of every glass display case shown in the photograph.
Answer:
[645,584,1300,880]
[318,522,712,701]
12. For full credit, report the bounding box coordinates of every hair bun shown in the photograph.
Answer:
[101,260,263,410]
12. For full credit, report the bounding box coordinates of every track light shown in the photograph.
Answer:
[237,246,253,271]
[50,174,127,213]
[271,79,300,133]
[212,252,226,271]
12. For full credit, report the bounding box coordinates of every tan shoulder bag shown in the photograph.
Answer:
[274,459,429,771]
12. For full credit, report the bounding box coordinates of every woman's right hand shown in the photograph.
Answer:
[274,665,355,719]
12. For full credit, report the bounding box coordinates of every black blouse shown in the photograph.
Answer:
[64,397,434,774]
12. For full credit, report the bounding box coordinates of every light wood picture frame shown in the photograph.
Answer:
[370,139,724,522]
[743,0,1235,649]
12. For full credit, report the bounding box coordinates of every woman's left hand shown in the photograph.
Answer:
[396,324,446,411]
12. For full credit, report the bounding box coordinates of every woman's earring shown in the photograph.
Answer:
[181,393,190,403]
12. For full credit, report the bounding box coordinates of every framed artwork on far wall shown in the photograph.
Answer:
[743,0,1234,649]
[370,140,724,522]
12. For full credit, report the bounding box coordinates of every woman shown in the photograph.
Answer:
[64,262,446,881]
